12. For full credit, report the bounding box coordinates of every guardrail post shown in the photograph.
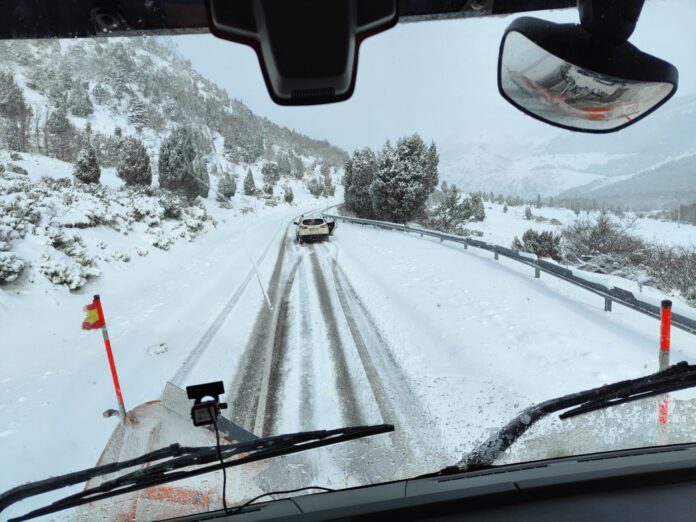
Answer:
[604,297,612,312]
[494,250,499,260]
[534,266,540,279]
[463,242,467,250]
[420,233,423,237]
[440,237,444,243]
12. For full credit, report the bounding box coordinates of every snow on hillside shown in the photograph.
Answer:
[441,94,696,206]
[464,201,696,250]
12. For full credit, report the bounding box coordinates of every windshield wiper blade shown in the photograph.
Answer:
[3,423,393,522]
[457,362,696,471]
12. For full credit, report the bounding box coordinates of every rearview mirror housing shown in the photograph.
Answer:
[206,0,397,106]
[498,17,678,133]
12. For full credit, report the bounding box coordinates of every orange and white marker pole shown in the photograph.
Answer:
[94,295,127,423]
[658,299,672,442]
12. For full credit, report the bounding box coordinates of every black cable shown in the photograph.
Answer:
[230,486,335,515]
[209,406,231,515]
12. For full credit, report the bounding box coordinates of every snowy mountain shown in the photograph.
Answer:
[440,95,696,208]
[0,36,346,290]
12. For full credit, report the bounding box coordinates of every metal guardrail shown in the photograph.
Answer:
[325,213,696,337]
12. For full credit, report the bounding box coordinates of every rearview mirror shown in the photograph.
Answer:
[498,17,678,133]
[206,0,397,105]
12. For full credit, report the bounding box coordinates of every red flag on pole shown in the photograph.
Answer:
[82,300,105,330]
[82,295,127,423]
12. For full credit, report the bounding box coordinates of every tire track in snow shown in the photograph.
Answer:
[296,257,315,431]
[226,228,290,434]
[308,248,364,427]
[318,241,438,479]
[171,221,285,387]
[263,258,301,435]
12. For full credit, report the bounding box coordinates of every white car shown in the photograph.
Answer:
[295,217,330,243]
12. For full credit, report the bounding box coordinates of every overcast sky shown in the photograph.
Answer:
[174,0,696,154]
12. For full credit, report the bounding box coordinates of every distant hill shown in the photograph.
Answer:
[440,94,696,209]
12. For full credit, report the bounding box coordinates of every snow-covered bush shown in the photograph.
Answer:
[38,253,99,290]
[262,183,274,197]
[6,163,28,175]
[112,250,131,262]
[0,252,26,283]
[512,229,561,261]
[524,207,533,220]
[306,177,324,197]
[73,144,101,184]
[562,212,647,265]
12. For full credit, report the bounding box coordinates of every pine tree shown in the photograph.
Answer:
[195,158,209,198]
[116,136,152,186]
[92,83,109,104]
[370,134,438,222]
[218,172,237,199]
[158,126,199,200]
[73,144,101,183]
[45,106,73,160]
[284,186,294,203]
[471,192,485,222]
[277,153,292,177]
[243,169,256,195]
[127,97,147,128]
[525,206,533,220]
[262,162,280,185]
[307,177,324,197]
[536,193,542,209]
[343,147,377,217]
[68,84,94,117]
[0,71,32,151]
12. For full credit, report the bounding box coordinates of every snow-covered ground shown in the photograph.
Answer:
[465,201,696,249]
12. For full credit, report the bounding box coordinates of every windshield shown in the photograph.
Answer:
[3,2,696,520]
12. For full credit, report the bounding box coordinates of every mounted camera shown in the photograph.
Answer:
[185,381,228,427]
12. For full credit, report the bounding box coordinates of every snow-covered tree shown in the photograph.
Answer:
[524,206,533,220]
[194,158,209,199]
[243,169,256,195]
[68,84,94,117]
[290,153,305,179]
[262,162,280,185]
[218,172,237,199]
[116,136,152,186]
[45,106,73,160]
[277,153,292,177]
[284,186,294,203]
[307,177,324,197]
[73,144,101,184]
[127,97,147,128]
[323,171,335,196]
[0,71,32,151]
[158,126,199,200]
[471,192,485,222]
[91,83,109,104]
[343,147,377,218]
[262,183,274,197]
[370,134,438,223]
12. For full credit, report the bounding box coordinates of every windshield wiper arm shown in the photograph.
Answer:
[457,362,696,471]
[2,423,393,522]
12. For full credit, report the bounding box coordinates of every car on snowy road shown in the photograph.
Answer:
[295,217,330,243]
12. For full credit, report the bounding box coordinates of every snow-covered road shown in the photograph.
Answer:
[5,210,696,520]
